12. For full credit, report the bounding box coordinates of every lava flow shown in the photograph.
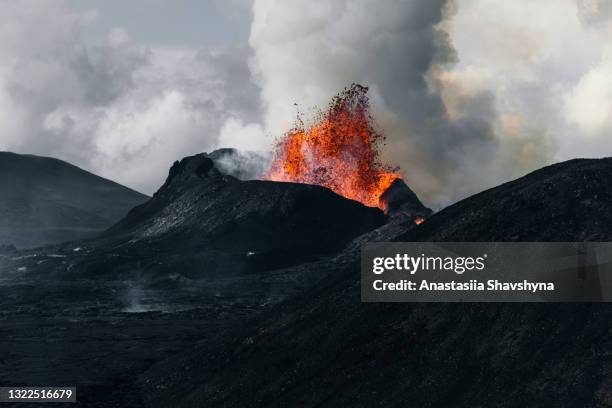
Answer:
[266,84,401,209]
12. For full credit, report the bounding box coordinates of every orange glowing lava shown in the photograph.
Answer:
[266,84,401,209]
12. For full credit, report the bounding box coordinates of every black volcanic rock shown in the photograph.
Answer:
[379,178,432,218]
[98,152,387,279]
[0,152,148,248]
[400,158,612,242]
[140,157,612,408]
[0,151,390,406]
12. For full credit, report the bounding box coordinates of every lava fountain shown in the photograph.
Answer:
[266,84,402,210]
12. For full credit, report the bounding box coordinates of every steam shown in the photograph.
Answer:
[0,0,260,194]
[2,1,612,205]
[247,0,499,206]
[248,0,612,206]
[442,0,612,200]
[211,148,271,180]
[123,285,149,313]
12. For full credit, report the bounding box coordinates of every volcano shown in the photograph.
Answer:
[99,150,387,278]
[4,150,612,407]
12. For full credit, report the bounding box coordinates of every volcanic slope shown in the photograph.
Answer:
[0,152,148,248]
[141,157,612,408]
[90,151,388,280]
[0,151,389,406]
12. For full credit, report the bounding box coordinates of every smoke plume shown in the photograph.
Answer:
[1,0,612,205]
[248,0,612,206]
[0,0,260,194]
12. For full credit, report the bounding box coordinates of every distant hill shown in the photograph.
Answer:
[0,152,148,248]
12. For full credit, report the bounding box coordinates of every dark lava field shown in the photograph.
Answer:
[2,152,612,407]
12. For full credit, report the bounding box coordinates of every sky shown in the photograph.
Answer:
[69,0,252,47]
[1,0,611,207]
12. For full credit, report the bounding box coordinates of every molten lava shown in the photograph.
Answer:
[266,84,401,209]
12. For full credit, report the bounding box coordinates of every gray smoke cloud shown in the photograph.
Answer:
[247,0,612,207]
[208,148,271,180]
[443,0,612,201]
[246,0,552,206]
[1,0,612,206]
[577,0,612,26]
[0,0,260,194]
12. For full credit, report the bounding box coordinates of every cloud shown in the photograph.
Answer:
[218,118,267,152]
[41,43,262,193]
[561,1,612,141]
[3,0,612,205]
[444,0,612,175]
[577,0,612,26]
[249,0,500,205]
[564,49,612,135]
[0,0,261,194]
[246,0,612,206]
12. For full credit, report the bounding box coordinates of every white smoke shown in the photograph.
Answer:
[0,0,261,194]
[443,0,612,188]
[248,0,612,206]
[2,0,612,205]
[247,0,501,206]
[212,148,271,180]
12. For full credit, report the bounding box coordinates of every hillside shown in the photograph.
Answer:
[0,152,148,248]
[0,151,389,406]
[140,157,612,408]
[55,151,388,283]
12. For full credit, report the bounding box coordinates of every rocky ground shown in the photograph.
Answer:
[3,154,610,407]
[0,258,319,407]
[0,151,402,407]
[138,157,612,408]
